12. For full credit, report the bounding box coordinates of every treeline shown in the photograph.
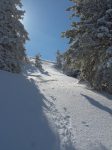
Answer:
[57,0,112,94]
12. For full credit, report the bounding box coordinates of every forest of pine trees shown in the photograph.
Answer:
[60,0,112,94]
[0,0,28,73]
[0,0,112,94]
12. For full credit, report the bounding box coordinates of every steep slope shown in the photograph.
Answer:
[0,59,112,150]
[0,70,60,150]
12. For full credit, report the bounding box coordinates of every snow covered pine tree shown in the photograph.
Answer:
[63,0,112,93]
[0,0,28,73]
[35,54,43,71]
[56,50,63,69]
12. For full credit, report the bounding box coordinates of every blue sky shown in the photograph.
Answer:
[22,0,73,60]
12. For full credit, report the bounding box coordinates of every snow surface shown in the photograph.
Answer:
[0,58,112,150]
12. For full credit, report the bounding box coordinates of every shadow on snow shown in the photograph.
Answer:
[0,72,75,150]
[81,94,112,116]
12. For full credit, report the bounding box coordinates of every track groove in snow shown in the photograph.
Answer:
[44,95,76,149]
[26,59,112,150]
[0,58,112,150]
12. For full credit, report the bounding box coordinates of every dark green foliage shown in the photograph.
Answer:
[63,0,112,93]
[35,54,43,71]
[0,0,29,73]
[56,50,63,69]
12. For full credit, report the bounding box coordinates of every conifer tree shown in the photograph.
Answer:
[35,54,43,71]
[0,0,28,73]
[56,50,63,69]
[63,0,112,93]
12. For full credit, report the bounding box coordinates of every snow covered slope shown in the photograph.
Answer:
[0,58,112,150]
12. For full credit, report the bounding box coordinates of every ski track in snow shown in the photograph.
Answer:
[28,59,112,150]
[26,59,112,150]
[27,68,76,149]
[45,95,76,149]
[23,59,76,149]
[0,58,112,150]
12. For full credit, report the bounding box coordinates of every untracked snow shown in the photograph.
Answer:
[0,58,112,150]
